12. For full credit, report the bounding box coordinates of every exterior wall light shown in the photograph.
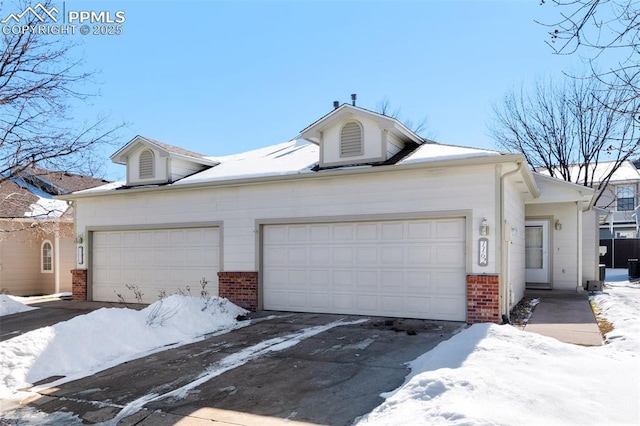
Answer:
[74,234,83,244]
[479,218,489,236]
[555,220,562,231]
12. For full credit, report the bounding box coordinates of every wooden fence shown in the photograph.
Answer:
[599,239,640,268]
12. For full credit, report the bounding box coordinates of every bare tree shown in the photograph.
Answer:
[540,0,640,112]
[0,0,123,184]
[376,97,431,137]
[489,75,639,203]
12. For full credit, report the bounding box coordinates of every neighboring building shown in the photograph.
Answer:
[61,105,598,324]
[592,160,640,239]
[0,169,109,296]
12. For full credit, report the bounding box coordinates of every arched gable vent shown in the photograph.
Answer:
[139,149,155,179]
[340,121,363,157]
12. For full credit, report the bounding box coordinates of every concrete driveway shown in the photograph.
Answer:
[14,310,462,425]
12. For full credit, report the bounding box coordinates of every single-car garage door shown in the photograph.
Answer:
[92,227,220,303]
[263,218,466,321]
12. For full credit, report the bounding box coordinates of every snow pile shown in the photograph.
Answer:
[0,295,37,316]
[0,295,247,394]
[357,283,640,425]
[592,280,640,352]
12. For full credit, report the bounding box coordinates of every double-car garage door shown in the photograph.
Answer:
[92,227,220,304]
[91,218,466,320]
[263,218,466,321]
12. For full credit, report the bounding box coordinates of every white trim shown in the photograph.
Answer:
[41,239,54,274]
[54,235,60,292]
[525,220,550,284]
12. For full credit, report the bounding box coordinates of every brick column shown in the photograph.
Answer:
[466,274,500,324]
[71,269,88,301]
[217,271,258,311]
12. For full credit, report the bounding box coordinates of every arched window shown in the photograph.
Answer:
[41,240,53,273]
[340,121,363,157]
[139,149,155,179]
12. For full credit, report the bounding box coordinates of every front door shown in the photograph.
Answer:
[525,220,550,285]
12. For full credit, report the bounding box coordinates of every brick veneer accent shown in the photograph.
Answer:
[466,274,500,324]
[71,269,88,301]
[218,271,258,311]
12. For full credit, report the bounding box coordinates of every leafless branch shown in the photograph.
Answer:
[489,74,639,204]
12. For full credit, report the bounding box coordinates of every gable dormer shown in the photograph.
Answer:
[300,104,424,168]
[111,136,217,186]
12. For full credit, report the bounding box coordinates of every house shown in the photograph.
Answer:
[0,169,109,296]
[60,104,599,323]
[592,160,640,268]
[591,160,640,239]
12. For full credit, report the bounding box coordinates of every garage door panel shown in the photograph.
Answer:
[332,225,353,240]
[287,226,308,241]
[332,247,353,263]
[355,294,379,311]
[356,223,377,240]
[309,225,331,241]
[309,247,330,264]
[434,271,466,295]
[92,227,220,304]
[309,293,330,309]
[408,246,431,264]
[408,222,431,239]
[435,245,465,266]
[287,269,307,285]
[265,247,287,265]
[355,270,378,291]
[380,295,404,312]
[381,222,404,239]
[433,297,465,319]
[332,270,353,287]
[435,219,465,239]
[263,218,466,321]
[332,294,354,309]
[287,248,307,265]
[265,225,287,242]
[381,246,404,264]
[309,270,330,286]
[405,296,432,315]
[380,270,404,292]
[356,247,377,263]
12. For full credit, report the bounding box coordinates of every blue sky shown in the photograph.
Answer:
[21,1,588,180]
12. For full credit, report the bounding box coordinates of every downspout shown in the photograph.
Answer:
[54,234,60,294]
[500,161,523,320]
[577,201,583,292]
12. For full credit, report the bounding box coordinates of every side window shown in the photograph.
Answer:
[139,149,155,179]
[41,240,53,273]
[616,185,635,211]
[340,121,363,157]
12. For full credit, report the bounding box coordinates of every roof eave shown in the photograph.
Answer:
[58,153,524,200]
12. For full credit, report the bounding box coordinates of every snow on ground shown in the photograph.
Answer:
[0,295,247,396]
[1,271,638,425]
[0,295,37,316]
[356,270,640,426]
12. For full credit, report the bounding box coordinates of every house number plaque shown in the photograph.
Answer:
[478,238,489,266]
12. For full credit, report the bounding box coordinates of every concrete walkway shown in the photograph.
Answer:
[523,290,603,346]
